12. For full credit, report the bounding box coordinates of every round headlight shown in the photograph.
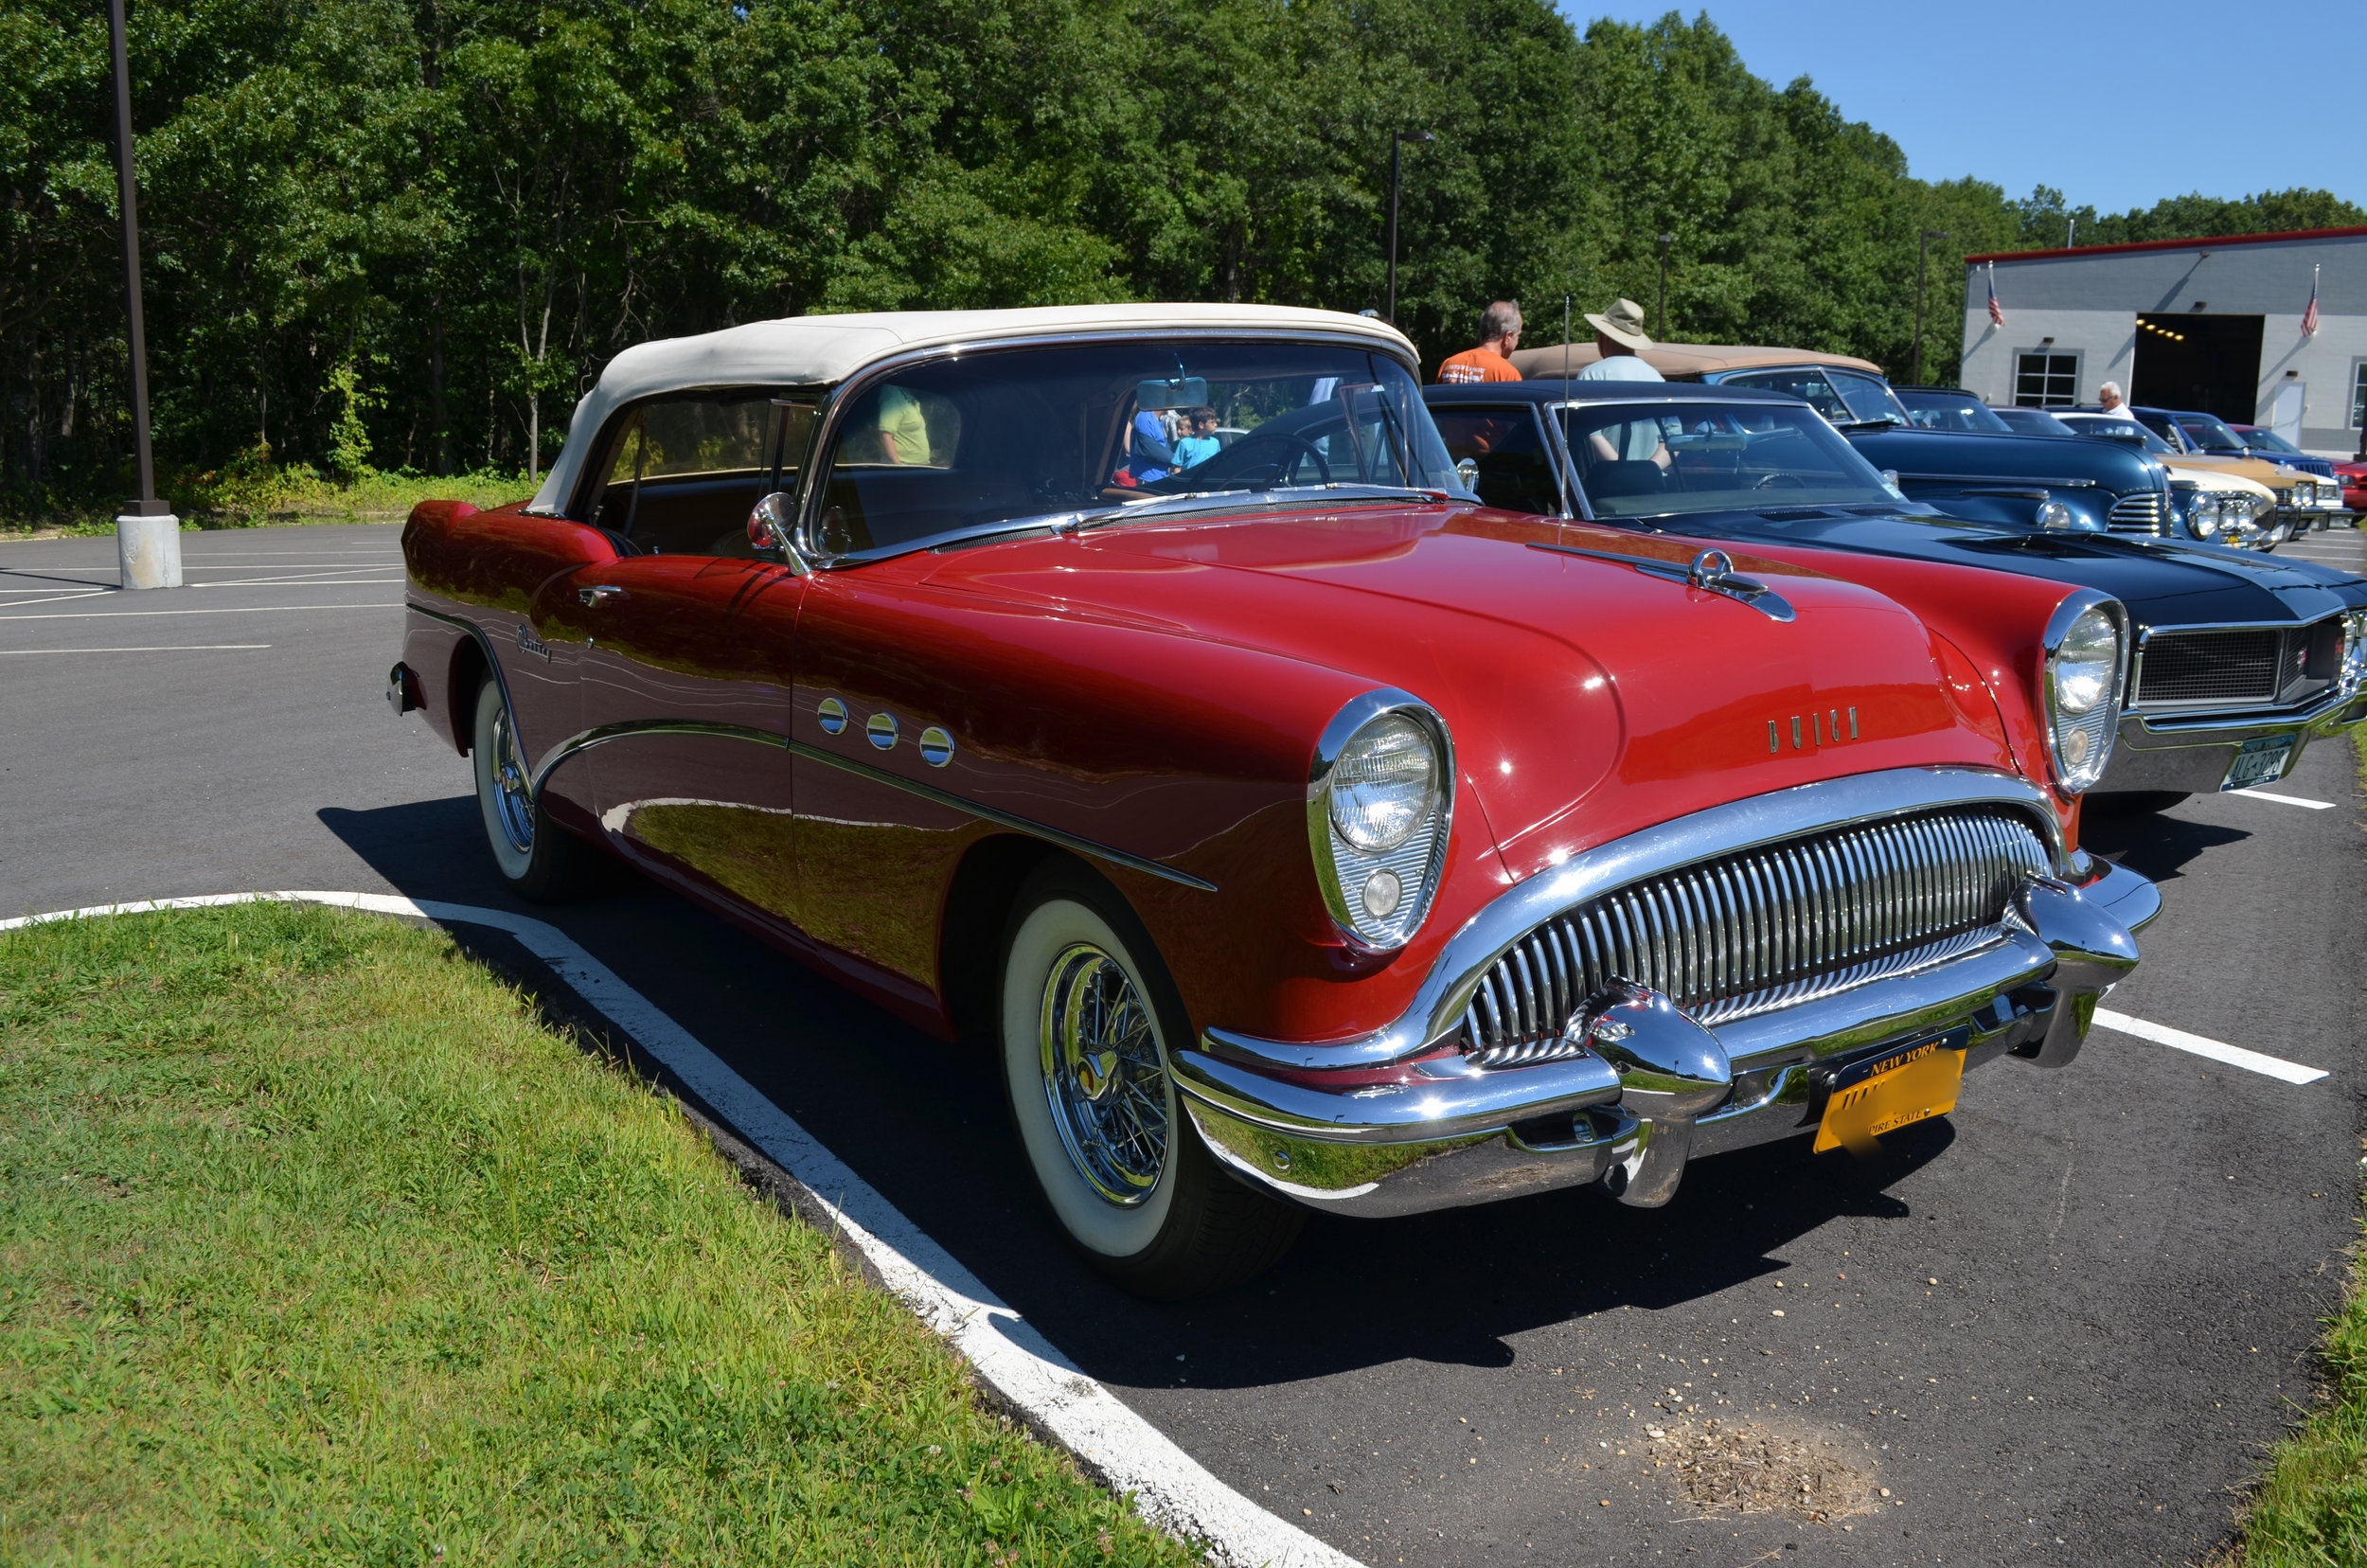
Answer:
[1327,714,1439,851]
[2052,605,2119,716]
[2036,500,2075,531]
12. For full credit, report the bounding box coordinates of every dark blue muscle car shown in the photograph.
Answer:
[1426,380,2367,811]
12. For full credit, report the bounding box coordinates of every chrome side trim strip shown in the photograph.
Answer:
[522,715,1219,893]
[1199,766,2063,1074]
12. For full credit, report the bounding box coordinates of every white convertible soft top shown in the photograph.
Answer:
[526,303,1414,515]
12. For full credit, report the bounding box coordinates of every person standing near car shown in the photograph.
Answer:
[2098,382,2140,421]
[1435,302,1523,383]
[1575,299,1664,382]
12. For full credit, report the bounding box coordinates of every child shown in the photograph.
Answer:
[1172,406,1222,470]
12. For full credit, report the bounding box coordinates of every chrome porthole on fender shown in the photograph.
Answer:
[866,710,899,750]
[918,725,956,767]
[817,696,848,735]
[1308,687,1454,952]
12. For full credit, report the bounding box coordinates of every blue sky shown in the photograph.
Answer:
[1566,3,2367,218]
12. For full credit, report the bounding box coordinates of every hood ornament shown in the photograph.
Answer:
[1527,540,1795,623]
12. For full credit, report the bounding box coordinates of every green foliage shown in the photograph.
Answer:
[0,901,1191,1565]
[5,0,2356,523]
[2016,184,2367,252]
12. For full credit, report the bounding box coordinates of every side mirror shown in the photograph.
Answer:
[1455,456,1480,492]
[746,491,807,572]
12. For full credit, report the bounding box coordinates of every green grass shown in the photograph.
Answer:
[2223,733,2367,1565]
[0,901,1195,1566]
[1,466,530,539]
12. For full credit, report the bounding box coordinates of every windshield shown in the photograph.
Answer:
[1557,400,1902,518]
[2238,427,2302,454]
[810,341,1463,559]
[1719,367,1911,425]
[2174,413,2248,453]
[2056,413,2176,455]
[1994,406,2077,437]
[1895,387,2015,433]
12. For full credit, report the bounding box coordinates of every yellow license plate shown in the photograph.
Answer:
[1813,1039,1966,1155]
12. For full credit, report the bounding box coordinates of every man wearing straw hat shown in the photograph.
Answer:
[1575,297,1664,382]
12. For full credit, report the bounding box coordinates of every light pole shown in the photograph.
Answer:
[107,0,179,589]
[1655,233,1675,335]
[1912,229,1951,387]
[1385,130,1433,326]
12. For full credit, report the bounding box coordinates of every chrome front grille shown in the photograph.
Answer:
[2107,491,2166,532]
[2134,620,2340,709]
[1457,807,2053,1069]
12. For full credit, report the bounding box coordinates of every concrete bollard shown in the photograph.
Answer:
[116,511,184,590]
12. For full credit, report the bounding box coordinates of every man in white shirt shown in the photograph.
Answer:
[1575,299,1664,383]
[2097,382,2140,420]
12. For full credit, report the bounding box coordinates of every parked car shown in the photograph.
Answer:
[2049,411,2280,549]
[1989,405,2079,437]
[2126,406,2344,535]
[392,304,2159,1295]
[1510,344,2195,544]
[1425,380,2367,816]
[2336,457,2367,514]
[1894,384,2026,434]
[2227,423,2338,480]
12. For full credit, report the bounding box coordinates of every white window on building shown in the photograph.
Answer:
[2352,360,2367,430]
[2014,352,2080,407]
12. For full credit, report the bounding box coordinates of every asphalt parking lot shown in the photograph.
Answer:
[5,521,2363,1567]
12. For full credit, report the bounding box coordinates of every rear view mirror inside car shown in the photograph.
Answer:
[1136,376,1209,411]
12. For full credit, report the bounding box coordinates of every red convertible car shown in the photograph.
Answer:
[393,305,2157,1294]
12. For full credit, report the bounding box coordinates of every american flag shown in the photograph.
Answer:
[2302,265,2321,337]
[1986,263,2004,328]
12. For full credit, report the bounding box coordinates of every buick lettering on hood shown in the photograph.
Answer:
[391,306,2158,1295]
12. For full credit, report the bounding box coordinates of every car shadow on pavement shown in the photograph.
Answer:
[320,800,1968,1393]
[2079,809,2247,885]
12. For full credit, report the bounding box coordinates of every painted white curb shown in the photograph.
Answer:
[1,891,1363,1568]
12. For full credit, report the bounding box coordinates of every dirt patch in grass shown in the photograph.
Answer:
[1637,1417,1883,1523]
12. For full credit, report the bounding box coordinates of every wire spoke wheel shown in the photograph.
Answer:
[1038,941,1169,1205]
[488,701,536,854]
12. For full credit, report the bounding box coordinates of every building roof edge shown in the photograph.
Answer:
[1964,225,2367,267]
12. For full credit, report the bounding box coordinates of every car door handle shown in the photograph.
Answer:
[578,584,628,606]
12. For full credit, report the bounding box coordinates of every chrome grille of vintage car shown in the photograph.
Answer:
[2106,491,2166,532]
[1457,806,2053,1068]
[2133,619,2340,709]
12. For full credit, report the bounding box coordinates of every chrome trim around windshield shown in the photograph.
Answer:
[523,717,1219,892]
[795,327,1430,570]
[1201,765,2066,1074]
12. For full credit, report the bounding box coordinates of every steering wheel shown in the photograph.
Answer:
[1224,432,1332,487]
[1753,472,1808,490]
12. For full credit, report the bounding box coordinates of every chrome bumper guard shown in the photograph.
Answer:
[2102,685,2367,793]
[1173,771,2157,1221]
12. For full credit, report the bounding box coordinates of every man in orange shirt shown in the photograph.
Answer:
[1434,301,1522,383]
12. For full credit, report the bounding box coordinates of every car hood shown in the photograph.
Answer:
[1632,507,2367,630]
[1844,426,2161,492]
[916,503,2020,863]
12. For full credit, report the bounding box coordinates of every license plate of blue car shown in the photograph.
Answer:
[2220,733,2298,793]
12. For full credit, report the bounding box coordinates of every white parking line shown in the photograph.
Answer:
[0,891,1361,1568]
[0,644,270,655]
[2229,789,2338,810]
[0,602,400,621]
[2093,1008,2329,1085]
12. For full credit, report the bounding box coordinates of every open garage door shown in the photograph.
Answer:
[2133,313,2263,423]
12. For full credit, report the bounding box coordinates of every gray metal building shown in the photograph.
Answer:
[1959,226,2366,456]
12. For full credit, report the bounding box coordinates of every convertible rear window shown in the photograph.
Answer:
[807,341,1463,560]
[1557,401,1901,518]
[590,393,815,557]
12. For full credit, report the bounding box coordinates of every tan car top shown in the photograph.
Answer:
[1504,342,1885,381]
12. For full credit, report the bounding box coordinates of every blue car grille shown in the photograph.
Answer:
[2107,492,2166,532]
[1457,806,2053,1068]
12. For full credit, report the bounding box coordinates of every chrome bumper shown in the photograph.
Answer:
[2100,685,2367,793]
[1175,823,2154,1221]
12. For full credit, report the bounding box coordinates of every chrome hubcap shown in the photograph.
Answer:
[489,704,535,854]
[1039,942,1168,1206]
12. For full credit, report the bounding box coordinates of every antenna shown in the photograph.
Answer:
[1559,294,1575,521]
